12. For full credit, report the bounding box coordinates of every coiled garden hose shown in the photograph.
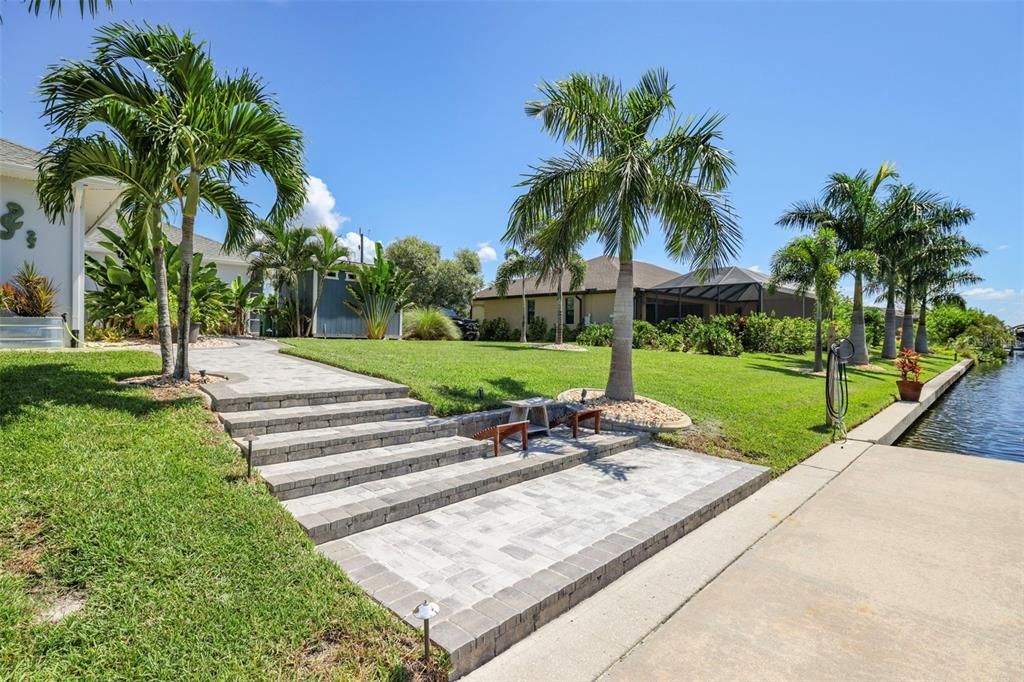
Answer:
[826,337,854,443]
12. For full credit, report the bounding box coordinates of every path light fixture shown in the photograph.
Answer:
[476,386,484,400]
[412,600,439,662]
[199,369,207,379]
[245,437,254,479]
[580,388,588,402]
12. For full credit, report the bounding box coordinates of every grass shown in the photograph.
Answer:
[283,339,957,474]
[0,351,439,680]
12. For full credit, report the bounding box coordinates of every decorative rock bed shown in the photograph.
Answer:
[556,388,692,433]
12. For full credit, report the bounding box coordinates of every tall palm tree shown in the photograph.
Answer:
[246,223,316,337]
[778,163,897,365]
[309,225,350,336]
[507,70,738,399]
[44,23,307,379]
[514,218,588,345]
[768,228,849,373]
[494,248,541,343]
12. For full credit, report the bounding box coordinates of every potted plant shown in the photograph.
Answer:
[0,262,63,349]
[895,348,924,401]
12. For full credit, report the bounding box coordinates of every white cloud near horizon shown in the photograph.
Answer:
[294,176,349,232]
[476,242,498,262]
[960,287,1022,302]
[998,244,1010,250]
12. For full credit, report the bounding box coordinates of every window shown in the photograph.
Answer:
[527,300,536,323]
[565,298,575,325]
[345,272,357,282]
[325,271,339,280]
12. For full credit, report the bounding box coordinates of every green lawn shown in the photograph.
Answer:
[283,339,957,473]
[0,351,436,680]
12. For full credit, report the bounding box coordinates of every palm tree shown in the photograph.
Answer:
[768,228,848,373]
[309,225,351,336]
[24,0,112,17]
[507,70,738,399]
[246,222,316,337]
[778,163,897,365]
[494,248,541,343]
[512,217,588,345]
[43,23,307,379]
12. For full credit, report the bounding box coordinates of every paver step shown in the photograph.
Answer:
[221,398,432,437]
[236,417,457,466]
[288,430,644,544]
[208,384,410,413]
[318,444,770,678]
[259,436,492,500]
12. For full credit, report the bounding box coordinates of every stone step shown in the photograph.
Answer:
[288,430,644,544]
[236,417,457,467]
[317,444,770,678]
[207,383,410,413]
[221,398,432,437]
[259,436,492,501]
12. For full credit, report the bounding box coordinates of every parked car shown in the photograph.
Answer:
[440,307,480,340]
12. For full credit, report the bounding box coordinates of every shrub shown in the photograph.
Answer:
[402,307,461,340]
[0,283,15,312]
[85,324,125,342]
[632,320,662,349]
[8,262,59,317]
[740,312,775,352]
[928,304,981,344]
[864,308,885,347]
[527,316,548,342]
[576,322,613,347]
[695,324,742,356]
[895,348,923,382]
[773,316,816,354]
[479,317,514,341]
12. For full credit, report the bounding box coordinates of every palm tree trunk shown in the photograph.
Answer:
[312,276,326,337]
[850,272,869,365]
[555,269,564,345]
[813,298,823,373]
[293,277,302,338]
[519,280,527,343]
[881,283,897,359]
[173,171,200,380]
[605,254,635,401]
[149,213,173,378]
[900,296,915,352]
[915,300,930,353]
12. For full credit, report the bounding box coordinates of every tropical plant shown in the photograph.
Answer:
[778,163,897,365]
[479,317,515,342]
[576,322,614,347]
[514,217,589,345]
[246,223,316,337]
[895,348,923,382]
[507,69,739,399]
[223,276,263,336]
[402,307,461,340]
[494,248,541,343]
[23,0,112,17]
[41,23,305,378]
[767,228,849,372]
[0,283,15,313]
[7,262,59,317]
[38,22,303,377]
[345,243,412,339]
[910,235,983,354]
[309,225,350,336]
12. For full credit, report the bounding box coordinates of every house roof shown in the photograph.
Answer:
[86,221,249,266]
[0,138,42,177]
[473,256,684,300]
[653,266,812,300]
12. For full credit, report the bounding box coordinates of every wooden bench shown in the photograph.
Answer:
[565,408,602,439]
[472,420,529,457]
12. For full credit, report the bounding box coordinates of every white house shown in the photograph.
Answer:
[1,138,252,345]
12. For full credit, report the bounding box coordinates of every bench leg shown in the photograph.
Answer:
[521,423,528,452]
[594,412,601,435]
[571,415,579,439]
[492,433,499,457]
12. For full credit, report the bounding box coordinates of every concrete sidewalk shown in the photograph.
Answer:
[601,444,1023,681]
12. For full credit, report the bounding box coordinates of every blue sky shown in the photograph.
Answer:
[2,1,1022,321]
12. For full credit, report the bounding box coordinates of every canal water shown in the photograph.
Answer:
[897,352,1023,463]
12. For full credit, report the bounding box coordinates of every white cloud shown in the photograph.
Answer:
[747,264,762,273]
[998,244,1010,251]
[476,242,498,262]
[339,231,378,263]
[960,287,1022,302]
[294,176,349,232]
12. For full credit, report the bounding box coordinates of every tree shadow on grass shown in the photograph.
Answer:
[0,359,180,424]
[434,376,539,411]
[747,363,821,379]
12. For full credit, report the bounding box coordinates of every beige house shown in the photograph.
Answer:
[472,256,813,332]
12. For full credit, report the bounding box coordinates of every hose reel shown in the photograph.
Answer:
[826,337,854,443]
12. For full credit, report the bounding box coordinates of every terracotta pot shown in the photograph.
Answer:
[896,379,923,402]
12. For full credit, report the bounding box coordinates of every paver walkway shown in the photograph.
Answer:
[187,339,771,677]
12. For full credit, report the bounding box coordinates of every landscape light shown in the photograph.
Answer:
[411,600,439,661]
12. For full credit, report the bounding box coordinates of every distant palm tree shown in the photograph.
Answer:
[514,217,588,345]
[494,248,541,343]
[508,70,738,399]
[309,225,351,336]
[246,223,316,337]
[40,22,307,379]
[768,228,850,373]
[778,163,897,365]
